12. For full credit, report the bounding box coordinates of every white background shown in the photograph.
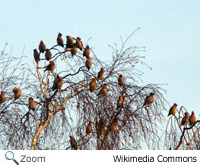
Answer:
[0,150,199,168]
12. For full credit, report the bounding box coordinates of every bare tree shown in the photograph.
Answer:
[0,30,171,150]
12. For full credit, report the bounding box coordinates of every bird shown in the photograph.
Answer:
[0,91,6,104]
[168,103,178,116]
[39,40,46,53]
[83,45,90,58]
[66,35,74,48]
[76,37,83,51]
[118,75,125,86]
[117,95,125,109]
[90,78,96,92]
[45,49,52,61]
[109,119,118,132]
[57,33,64,47]
[13,88,22,100]
[97,117,105,137]
[71,44,78,56]
[86,121,92,136]
[44,61,56,72]
[69,136,77,150]
[29,97,36,111]
[33,49,40,63]
[52,75,63,90]
[98,84,108,95]
[143,92,154,106]
[85,56,92,70]
[189,111,196,126]
[97,67,104,80]
[181,112,189,126]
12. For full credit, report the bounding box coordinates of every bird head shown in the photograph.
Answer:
[58,33,62,36]
[150,92,155,96]
[29,97,33,101]
[13,88,17,93]
[185,112,189,117]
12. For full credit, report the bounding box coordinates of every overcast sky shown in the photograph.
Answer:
[0,0,199,118]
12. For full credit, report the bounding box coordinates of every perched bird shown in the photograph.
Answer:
[189,111,196,125]
[33,49,40,63]
[39,40,46,53]
[118,75,125,86]
[45,49,52,61]
[97,67,104,80]
[109,119,118,132]
[44,61,56,72]
[97,117,105,137]
[117,95,125,109]
[76,37,83,51]
[85,56,92,70]
[98,84,108,95]
[29,97,36,111]
[71,44,78,56]
[83,45,90,58]
[13,88,22,100]
[86,121,92,136]
[69,136,77,150]
[181,112,189,126]
[52,75,63,90]
[90,78,96,92]
[0,91,6,104]
[168,103,178,116]
[57,33,64,47]
[66,35,74,48]
[143,92,154,106]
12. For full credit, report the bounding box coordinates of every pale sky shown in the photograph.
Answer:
[0,0,200,117]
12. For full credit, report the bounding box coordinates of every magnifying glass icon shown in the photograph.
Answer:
[5,151,19,165]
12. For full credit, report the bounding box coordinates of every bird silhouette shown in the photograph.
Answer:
[76,37,83,51]
[0,91,6,104]
[181,112,189,126]
[45,49,52,61]
[143,92,154,106]
[118,75,124,86]
[85,56,92,70]
[86,121,92,136]
[71,44,78,56]
[69,136,77,150]
[168,103,177,116]
[13,88,22,100]
[117,95,125,109]
[57,33,64,47]
[189,111,196,125]
[39,40,46,53]
[90,78,96,92]
[109,119,118,133]
[52,75,63,90]
[97,67,104,80]
[66,35,74,48]
[29,97,36,111]
[97,117,105,138]
[44,61,56,72]
[33,49,40,63]
[83,45,90,58]
[98,84,108,95]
